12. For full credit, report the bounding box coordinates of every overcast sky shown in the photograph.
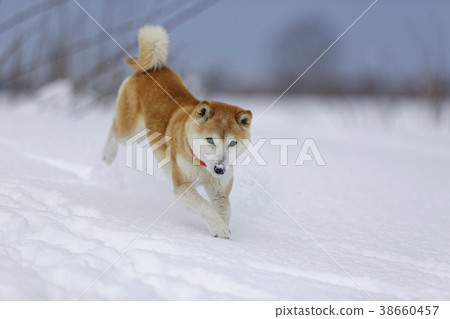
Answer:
[167,0,450,83]
[1,0,449,91]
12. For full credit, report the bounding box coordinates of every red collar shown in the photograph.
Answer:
[189,145,207,167]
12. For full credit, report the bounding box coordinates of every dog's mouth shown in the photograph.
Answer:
[211,171,227,177]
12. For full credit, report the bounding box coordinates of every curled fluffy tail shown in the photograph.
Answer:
[125,25,169,72]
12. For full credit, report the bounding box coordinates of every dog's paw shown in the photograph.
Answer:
[102,154,114,165]
[209,221,230,239]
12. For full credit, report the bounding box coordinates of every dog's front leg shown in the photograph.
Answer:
[174,182,230,238]
[212,196,231,226]
[205,176,232,226]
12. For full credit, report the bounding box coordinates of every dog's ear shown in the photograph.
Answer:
[236,110,252,128]
[195,101,212,121]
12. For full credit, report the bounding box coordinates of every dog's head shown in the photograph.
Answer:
[187,101,252,177]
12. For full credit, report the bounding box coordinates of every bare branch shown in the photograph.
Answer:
[74,0,221,90]
[0,0,66,35]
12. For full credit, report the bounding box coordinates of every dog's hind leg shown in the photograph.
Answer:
[103,76,143,165]
[103,122,118,164]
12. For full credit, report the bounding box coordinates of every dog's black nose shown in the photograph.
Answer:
[214,166,225,175]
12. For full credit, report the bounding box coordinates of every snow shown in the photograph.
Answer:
[1,85,450,300]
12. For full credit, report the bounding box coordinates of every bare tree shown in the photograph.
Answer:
[0,0,221,104]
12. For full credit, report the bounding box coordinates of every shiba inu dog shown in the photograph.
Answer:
[103,25,252,238]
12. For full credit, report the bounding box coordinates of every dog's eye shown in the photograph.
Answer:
[206,137,215,145]
[228,140,237,147]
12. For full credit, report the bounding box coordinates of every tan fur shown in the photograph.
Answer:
[103,26,251,238]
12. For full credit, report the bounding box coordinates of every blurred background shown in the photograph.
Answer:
[0,0,449,121]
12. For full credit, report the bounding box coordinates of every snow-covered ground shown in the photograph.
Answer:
[1,83,450,300]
